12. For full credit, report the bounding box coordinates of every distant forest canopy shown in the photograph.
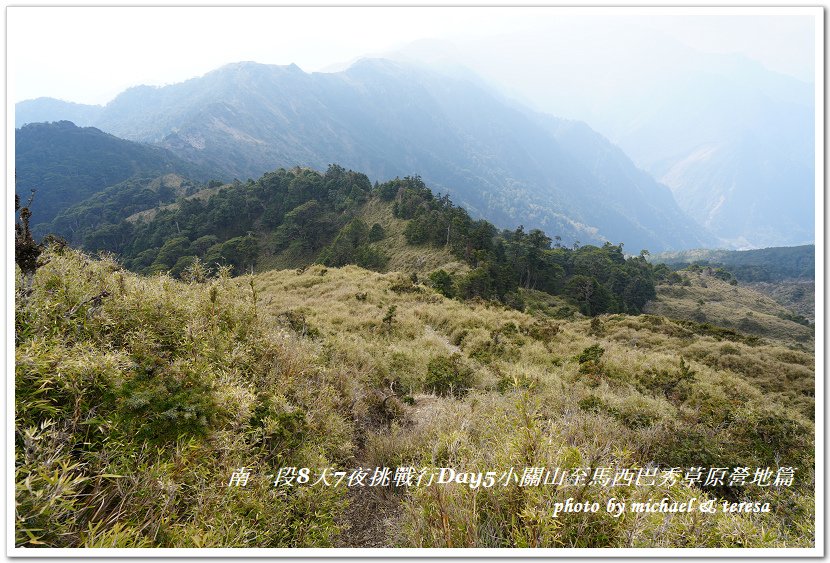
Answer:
[46,174,208,246]
[652,245,815,283]
[58,164,662,316]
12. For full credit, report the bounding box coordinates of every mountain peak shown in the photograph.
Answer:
[213,61,305,76]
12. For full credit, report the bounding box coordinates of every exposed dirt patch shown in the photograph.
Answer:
[335,479,400,547]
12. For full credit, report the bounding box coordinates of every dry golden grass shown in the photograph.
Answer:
[251,261,814,547]
[16,248,815,549]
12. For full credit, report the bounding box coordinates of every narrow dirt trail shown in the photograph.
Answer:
[335,393,442,547]
[335,471,400,547]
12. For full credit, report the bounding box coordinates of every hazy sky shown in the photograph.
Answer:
[8,7,818,106]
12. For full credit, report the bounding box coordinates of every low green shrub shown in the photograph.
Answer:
[425,354,474,398]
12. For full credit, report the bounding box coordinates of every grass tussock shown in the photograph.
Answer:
[16,248,352,547]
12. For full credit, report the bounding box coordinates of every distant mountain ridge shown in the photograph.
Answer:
[15,98,102,129]
[16,59,714,251]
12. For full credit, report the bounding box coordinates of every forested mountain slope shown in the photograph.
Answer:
[15,121,209,232]
[75,164,662,317]
[652,245,815,282]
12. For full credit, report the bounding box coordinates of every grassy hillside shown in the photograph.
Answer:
[644,270,814,347]
[15,246,814,548]
[15,249,353,547]
[744,280,815,323]
[651,245,816,326]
